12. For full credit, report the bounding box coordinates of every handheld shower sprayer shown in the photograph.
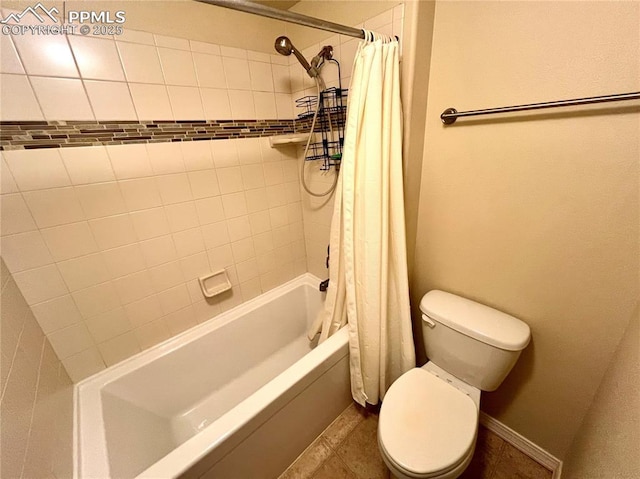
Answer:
[274,36,332,78]
[274,35,339,198]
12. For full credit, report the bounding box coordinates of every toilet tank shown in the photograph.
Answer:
[420,290,530,391]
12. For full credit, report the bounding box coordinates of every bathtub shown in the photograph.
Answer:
[74,273,351,479]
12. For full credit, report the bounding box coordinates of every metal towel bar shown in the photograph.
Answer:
[441,91,640,125]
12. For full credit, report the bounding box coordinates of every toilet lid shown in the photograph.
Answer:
[379,368,478,476]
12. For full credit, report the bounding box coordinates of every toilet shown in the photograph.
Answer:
[378,290,531,479]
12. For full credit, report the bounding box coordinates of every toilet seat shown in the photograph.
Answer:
[379,439,475,479]
[378,368,478,478]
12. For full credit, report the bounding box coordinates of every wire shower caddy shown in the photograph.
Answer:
[296,85,348,171]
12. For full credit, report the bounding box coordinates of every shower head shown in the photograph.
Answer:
[274,35,319,78]
[275,36,293,56]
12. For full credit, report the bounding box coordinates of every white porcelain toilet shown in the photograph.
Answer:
[378,290,531,479]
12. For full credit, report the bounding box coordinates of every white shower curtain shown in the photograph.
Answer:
[310,31,416,406]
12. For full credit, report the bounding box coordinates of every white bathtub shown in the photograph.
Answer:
[74,274,351,479]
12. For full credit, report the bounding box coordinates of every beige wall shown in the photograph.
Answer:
[288,0,402,49]
[0,257,74,479]
[563,307,639,477]
[412,1,639,459]
[1,0,289,52]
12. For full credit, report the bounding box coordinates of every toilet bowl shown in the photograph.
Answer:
[377,290,531,479]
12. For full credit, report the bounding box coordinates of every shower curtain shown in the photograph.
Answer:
[310,31,415,406]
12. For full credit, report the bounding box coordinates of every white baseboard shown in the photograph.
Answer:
[479,412,563,479]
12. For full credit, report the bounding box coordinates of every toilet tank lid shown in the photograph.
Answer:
[420,290,530,351]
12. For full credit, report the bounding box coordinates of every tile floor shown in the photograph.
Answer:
[279,403,553,479]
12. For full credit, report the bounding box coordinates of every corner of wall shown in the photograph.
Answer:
[562,305,640,478]
[400,0,435,284]
[0,256,74,479]
[400,0,436,364]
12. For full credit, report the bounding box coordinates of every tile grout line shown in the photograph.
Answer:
[317,405,373,479]
[319,432,359,478]
[315,414,352,476]
[308,437,337,479]
[279,403,359,479]
[487,432,507,479]
[277,435,328,479]
[18,335,46,479]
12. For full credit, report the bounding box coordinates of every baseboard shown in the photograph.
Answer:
[479,412,563,478]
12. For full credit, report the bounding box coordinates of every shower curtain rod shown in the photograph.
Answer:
[194,0,366,39]
[440,91,640,124]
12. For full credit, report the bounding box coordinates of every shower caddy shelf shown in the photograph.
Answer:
[296,86,348,171]
[269,133,310,146]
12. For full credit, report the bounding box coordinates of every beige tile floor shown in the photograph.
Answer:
[279,403,553,479]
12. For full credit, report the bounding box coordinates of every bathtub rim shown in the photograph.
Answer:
[73,272,350,479]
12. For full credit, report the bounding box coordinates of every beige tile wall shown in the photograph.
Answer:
[0,16,309,382]
[0,5,403,383]
[0,11,306,381]
[293,6,404,278]
[1,138,306,381]
[0,257,74,479]
[0,13,294,121]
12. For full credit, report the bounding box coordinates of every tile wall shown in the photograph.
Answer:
[0,4,403,383]
[0,18,307,381]
[0,257,74,479]
[1,138,306,382]
[0,12,294,122]
[292,6,404,278]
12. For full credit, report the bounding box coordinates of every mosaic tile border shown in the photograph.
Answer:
[0,119,297,151]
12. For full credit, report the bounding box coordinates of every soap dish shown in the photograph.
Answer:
[198,269,232,298]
